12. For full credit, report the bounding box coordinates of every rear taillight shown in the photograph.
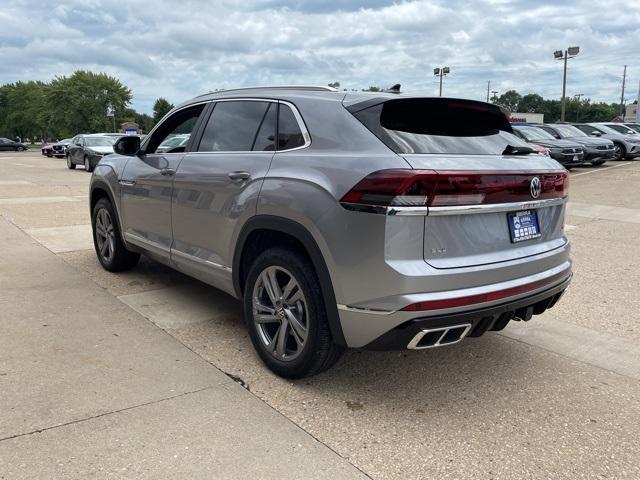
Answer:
[340,170,568,208]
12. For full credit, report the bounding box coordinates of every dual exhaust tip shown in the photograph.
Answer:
[407,323,472,350]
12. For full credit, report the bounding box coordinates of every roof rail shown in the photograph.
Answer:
[195,85,338,97]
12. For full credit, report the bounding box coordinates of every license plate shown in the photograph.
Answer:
[573,155,578,161]
[507,210,542,243]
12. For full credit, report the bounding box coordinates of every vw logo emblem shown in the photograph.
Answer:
[530,177,541,199]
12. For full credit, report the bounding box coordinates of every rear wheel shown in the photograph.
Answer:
[92,198,139,272]
[613,143,625,161]
[244,248,343,378]
[66,155,75,169]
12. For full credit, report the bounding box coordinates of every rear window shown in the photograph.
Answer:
[352,98,529,155]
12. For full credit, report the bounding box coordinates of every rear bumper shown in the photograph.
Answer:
[363,275,570,350]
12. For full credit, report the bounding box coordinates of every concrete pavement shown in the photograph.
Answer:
[1,151,640,479]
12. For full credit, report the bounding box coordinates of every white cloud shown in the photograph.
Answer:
[1,0,638,112]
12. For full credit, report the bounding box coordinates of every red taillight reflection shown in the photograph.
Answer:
[340,170,568,208]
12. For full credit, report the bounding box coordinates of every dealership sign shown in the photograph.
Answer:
[509,112,544,124]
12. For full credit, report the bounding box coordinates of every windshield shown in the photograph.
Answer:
[85,136,115,147]
[551,125,587,138]
[606,124,637,134]
[515,126,556,141]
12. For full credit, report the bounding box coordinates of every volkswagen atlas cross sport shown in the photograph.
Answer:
[89,86,572,378]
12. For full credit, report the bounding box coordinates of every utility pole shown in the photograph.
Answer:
[574,93,584,122]
[620,65,627,118]
[433,67,450,97]
[486,81,491,102]
[554,46,580,122]
[491,90,498,103]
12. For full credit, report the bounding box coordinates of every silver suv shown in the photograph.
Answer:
[89,86,572,378]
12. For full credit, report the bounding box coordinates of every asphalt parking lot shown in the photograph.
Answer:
[1,151,639,479]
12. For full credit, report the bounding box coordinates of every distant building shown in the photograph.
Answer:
[508,112,544,124]
[624,103,638,123]
[119,122,142,135]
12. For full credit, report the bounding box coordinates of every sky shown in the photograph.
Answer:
[1,0,639,113]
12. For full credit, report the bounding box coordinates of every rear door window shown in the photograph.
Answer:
[351,98,530,155]
[198,101,271,152]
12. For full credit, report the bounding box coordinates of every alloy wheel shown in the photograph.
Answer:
[95,208,116,263]
[252,266,308,361]
[66,156,71,168]
[85,157,90,170]
[614,144,623,160]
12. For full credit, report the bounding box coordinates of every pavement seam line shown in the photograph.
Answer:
[496,332,640,383]
[571,161,634,177]
[0,385,217,444]
[51,250,373,479]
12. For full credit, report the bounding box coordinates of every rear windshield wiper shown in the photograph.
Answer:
[502,144,535,155]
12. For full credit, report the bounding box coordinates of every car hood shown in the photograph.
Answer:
[561,136,613,147]
[528,139,579,149]
[87,146,114,154]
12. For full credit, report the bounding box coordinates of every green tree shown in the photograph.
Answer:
[518,94,545,113]
[362,86,382,92]
[153,97,174,124]
[47,70,132,136]
[0,81,49,141]
[496,90,522,112]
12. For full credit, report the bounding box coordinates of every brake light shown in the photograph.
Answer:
[400,269,571,312]
[340,170,568,208]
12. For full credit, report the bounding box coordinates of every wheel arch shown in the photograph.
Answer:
[233,215,347,347]
[90,178,127,244]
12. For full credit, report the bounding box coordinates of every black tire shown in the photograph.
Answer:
[591,159,606,166]
[243,247,344,378]
[613,142,626,161]
[66,155,76,169]
[91,197,139,272]
[84,155,93,172]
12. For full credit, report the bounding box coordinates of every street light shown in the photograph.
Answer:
[434,66,450,97]
[554,46,580,121]
[574,93,584,122]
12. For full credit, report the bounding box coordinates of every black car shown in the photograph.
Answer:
[512,125,585,168]
[66,135,116,172]
[51,138,72,158]
[537,124,615,165]
[0,138,28,151]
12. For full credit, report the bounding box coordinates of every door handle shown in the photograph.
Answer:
[227,171,251,181]
[119,179,136,187]
[160,168,176,176]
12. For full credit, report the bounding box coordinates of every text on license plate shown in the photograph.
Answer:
[507,210,542,243]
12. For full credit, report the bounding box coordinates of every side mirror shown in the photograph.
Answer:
[114,136,141,156]
[591,131,602,137]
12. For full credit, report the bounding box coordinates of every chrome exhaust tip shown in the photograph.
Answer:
[407,323,472,350]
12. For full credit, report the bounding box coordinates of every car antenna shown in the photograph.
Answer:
[384,84,402,93]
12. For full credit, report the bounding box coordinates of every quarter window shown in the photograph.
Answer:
[198,101,271,152]
[277,104,305,150]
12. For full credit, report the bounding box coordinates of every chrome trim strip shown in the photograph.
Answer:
[337,304,396,315]
[171,249,232,272]
[427,197,567,216]
[124,232,170,253]
[386,206,430,216]
[407,323,472,350]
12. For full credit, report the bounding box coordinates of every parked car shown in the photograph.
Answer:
[41,141,55,156]
[572,123,640,160]
[50,138,72,158]
[537,124,616,164]
[156,134,190,153]
[512,125,585,168]
[0,138,28,151]
[89,87,572,378]
[66,134,116,172]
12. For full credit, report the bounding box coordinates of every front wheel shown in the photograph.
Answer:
[66,155,76,169]
[244,248,343,378]
[84,156,93,172]
[613,143,626,161]
[92,198,139,272]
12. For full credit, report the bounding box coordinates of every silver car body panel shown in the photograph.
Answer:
[91,88,572,349]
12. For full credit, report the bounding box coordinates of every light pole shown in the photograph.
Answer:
[554,46,580,122]
[574,93,584,122]
[433,67,450,97]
